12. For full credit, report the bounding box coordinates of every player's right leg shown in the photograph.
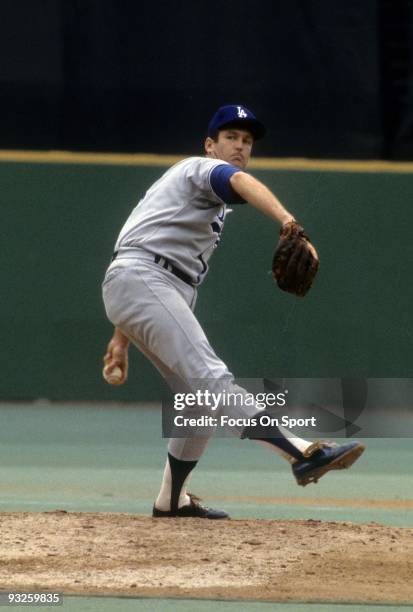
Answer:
[122,339,227,517]
[102,261,231,516]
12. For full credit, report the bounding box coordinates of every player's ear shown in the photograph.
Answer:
[204,136,214,156]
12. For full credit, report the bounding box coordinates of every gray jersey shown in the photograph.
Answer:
[114,157,236,285]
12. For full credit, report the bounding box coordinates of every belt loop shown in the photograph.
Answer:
[153,253,194,287]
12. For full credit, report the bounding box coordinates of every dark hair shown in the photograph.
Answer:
[211,121,255,142]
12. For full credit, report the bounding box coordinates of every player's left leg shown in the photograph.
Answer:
[242,420,365,486]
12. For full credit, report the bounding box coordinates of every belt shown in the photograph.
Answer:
[111,251,194,287]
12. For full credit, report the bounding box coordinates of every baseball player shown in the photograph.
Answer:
[102,104,365,519]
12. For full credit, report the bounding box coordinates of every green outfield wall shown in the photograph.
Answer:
[2,157,413,400]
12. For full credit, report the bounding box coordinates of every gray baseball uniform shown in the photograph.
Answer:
[102,156,258,461]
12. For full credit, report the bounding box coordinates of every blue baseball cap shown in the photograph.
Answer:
[207,104,266,140]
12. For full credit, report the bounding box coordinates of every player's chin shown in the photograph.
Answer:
[230,158,246,169]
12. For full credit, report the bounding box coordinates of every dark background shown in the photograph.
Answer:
[2,1,413,401]
[1,0,413,159]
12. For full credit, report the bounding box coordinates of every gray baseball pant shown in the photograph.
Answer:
[102,248,258,462]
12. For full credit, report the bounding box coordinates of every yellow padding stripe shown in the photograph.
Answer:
[1,149,413,173]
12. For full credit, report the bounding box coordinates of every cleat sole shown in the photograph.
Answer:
[295,443,366,487]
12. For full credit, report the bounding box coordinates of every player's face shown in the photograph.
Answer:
[205,128,253,169]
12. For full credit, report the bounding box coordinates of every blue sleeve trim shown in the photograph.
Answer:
[209,164,246,204]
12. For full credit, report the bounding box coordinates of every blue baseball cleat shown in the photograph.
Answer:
[292,441,366,486]
[152,493,229,519]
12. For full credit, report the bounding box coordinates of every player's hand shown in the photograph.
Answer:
[102,335,129,385]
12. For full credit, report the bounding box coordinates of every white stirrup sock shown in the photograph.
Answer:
[257,428,312,464]
[155,457,191,511]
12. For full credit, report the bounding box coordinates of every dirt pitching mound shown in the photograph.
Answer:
[0,511,412,604]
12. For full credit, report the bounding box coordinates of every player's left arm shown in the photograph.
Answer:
[103,327,129,385]
[229,171,295,226]
[231,171,319,294]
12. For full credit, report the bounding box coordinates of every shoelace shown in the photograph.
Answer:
[302,440,337,458]
[187,492,204,506]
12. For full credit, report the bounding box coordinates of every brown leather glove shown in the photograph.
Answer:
[272,221,319,297]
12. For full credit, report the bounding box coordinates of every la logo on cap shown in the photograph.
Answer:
[207,104,266,140]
